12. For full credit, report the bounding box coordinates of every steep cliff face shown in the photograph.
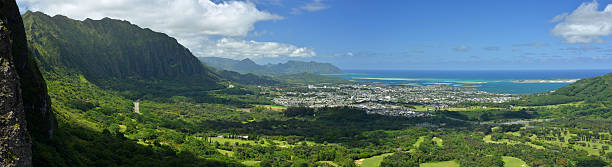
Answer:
[0,19,31,167]
[23,12,221,97]
[23,12,219,81]
[1,0,55,166]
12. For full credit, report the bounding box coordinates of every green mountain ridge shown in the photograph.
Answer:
[20,11,246,166]
[511,72,612,107]
[276,72,354,85]
[199,56,342,76]
[552,73,612,103]
[23,11,222,98]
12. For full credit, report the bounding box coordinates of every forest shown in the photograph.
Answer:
[16,9,611,167]
[31,67,611,167]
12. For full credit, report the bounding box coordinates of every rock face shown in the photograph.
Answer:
[0,19,31,167]
[1,0,55,166]
[0,0,55,140]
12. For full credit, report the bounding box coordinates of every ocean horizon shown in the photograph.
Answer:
[330,69,612,94]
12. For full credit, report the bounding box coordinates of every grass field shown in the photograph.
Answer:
[318,161,340,167]
[254,104,287,111]
[357,153,394,167]
[419,160,460,167]
[502,156,528,167]
[210,137,259,145]
[483,127,611,157]
[208,137,314,148]
[446,107,504,112]
[241,160,260,166]
[514,101,584,110]
[528,131,612,156]
[414,105,436,111]
[483,135,545,149]
[217,149,234,157]
[432,137,443,147]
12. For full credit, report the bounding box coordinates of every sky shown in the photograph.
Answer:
[16,0,612,70]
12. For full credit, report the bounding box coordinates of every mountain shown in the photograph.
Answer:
[21,11,244,166]
[1,1,55,166]
[276,73,353,85]
[552,73,612,103]
[267,60,343,75]
[214,70,280,85]
[199,57,342,76]
[510,73,612,106]
[234,58,262,72]
[23,12,221,98]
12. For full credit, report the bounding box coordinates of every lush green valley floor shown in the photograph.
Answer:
[502,156,528,167]
[357,153,393,167]
[31,69,611,167]
[420,160,460,167]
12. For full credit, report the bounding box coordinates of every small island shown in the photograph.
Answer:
[512,79,579,83]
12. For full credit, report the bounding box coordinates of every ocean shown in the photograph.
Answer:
[328,69,612,94]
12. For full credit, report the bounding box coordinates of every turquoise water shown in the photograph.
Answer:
[330,69,612,94]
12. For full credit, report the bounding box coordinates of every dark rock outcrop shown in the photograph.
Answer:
[0,18,31,167]
[1,0,55,166]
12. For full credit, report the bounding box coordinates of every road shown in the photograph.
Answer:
[134,100,140,113]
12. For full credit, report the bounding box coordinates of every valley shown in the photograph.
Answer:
[1,2,610,167]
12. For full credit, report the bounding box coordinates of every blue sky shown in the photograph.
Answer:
[18,0,612,70]
[247,0,612,70]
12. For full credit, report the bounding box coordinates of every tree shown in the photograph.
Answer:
[573,156,608,167]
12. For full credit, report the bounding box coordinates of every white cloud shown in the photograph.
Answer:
[328,52,354,57]
[291,0,329,14]
[549,13,568,22]
[551,1,612,43]
[18,0,318,59]
[200,38,316,60]
[19,0,282,37]
[453,45,470,52]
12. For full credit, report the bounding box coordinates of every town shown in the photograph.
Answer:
[271,84,519,117]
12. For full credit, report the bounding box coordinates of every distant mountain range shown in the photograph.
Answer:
[199,57,342,76]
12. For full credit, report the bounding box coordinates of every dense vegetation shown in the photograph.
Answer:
[20,10,611,167]
[509,73,612,106]
[380,130,599,167]
[199,57,342,76]
[554,73,612,103]
[33,69,245,166]
[23,11,222,99]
